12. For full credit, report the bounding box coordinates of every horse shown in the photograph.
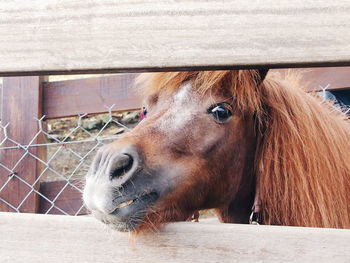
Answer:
[83,70,350,232]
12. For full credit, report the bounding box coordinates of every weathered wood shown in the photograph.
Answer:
[0,1,350,76]
[44,74,141,119]
[0,212,349,263]
[0,77,47,212]
[39,180,87,215]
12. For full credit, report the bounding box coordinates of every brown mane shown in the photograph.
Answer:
[137,70,350,228]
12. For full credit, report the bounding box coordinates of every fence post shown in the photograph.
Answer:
[0,76,47,213]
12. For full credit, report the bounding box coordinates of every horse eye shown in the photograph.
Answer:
[207,103,232,122]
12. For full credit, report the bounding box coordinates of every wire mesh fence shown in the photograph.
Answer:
[0,104,140,216]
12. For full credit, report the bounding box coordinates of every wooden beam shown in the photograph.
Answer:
[43,74,141,119]
[0,1,350,76]
[0,212,349,262]
[0,77,47,213]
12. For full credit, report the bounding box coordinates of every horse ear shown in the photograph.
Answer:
[257,69,269,84]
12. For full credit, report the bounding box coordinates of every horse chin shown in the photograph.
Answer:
[92,192,159,232]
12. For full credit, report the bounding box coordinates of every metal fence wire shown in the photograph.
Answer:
[0,84,349,216]
[0,104,140,216]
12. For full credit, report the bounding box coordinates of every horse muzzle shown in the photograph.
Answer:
[83,145,160,231]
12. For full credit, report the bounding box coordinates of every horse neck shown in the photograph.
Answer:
[215,149,257,224]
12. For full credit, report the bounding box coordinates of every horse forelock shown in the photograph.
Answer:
[136,70,262,112]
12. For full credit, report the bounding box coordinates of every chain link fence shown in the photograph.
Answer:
[0,103,140,215]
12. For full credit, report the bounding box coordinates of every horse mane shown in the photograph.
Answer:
[137,70,350,228]
[257,75,350,228]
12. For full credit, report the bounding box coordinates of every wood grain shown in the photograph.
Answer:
[43,74,141,119]
[0,77,47,212]
[0,212,350,263]
[0,1,350,76]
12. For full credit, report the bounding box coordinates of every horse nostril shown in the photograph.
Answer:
[110,154,134,180]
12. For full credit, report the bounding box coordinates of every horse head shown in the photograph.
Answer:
[83,70,350,231]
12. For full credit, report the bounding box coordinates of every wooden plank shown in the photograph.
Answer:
[43,74,141,119]
[38,180,87,215]
[0,77,47,212]
[0,1,350,76]
[0,213,349,263]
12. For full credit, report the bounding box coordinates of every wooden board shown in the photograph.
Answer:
[43,74,141,119]
[0,77,47,212]
[0,212,349,263]
[0,1,350,76]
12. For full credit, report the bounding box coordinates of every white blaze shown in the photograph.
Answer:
[158,83,199,132]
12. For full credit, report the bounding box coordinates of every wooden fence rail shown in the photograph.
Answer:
[43,74,141,119]
[1,212,350,263]
[0,1,350,76]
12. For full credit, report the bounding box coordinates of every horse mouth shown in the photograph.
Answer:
[100,191,159,231]
[111,192,159,214]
